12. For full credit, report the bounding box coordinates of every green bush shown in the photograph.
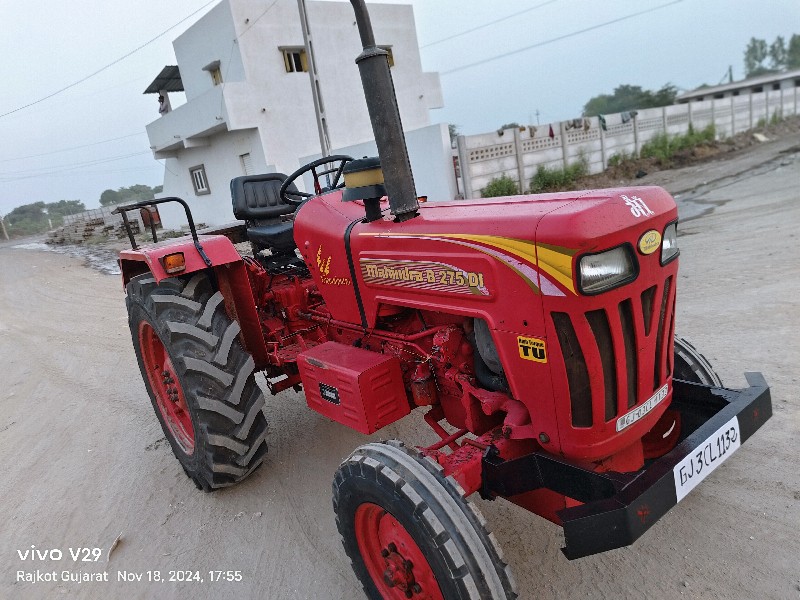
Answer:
[482,174,519,197]
[608,150,634,167]
[640,124,716,163]
[529,158,588,193]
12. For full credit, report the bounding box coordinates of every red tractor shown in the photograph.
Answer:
[115,3,771,598]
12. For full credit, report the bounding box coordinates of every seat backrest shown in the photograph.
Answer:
[230,173,299,221]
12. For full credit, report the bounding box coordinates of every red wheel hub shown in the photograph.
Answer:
[139,321,195,454]
[355,503,443,600]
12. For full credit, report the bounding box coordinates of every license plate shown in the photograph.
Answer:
[616,384,669,432]
[673,416,741,502]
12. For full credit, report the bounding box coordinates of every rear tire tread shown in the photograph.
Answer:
[126,272,268,491]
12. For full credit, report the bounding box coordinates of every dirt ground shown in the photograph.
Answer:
[1,133,799,600]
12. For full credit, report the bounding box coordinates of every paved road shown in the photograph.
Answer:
[1,136,798,599]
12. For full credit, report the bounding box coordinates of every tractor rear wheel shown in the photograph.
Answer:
[333,440,517,600]
[673,336,723,386]
[126,272,268,490]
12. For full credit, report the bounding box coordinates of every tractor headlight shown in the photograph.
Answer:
[578,245,637,295]
[661,221,679,265]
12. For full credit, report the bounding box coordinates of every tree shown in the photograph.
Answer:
[46,200,85,219]
[788,34,800,69]
[744,37,770,77]
[448,124,460,143]
[3,199,85,237]
[99,189,120,206]
[99,184,158,206]
[769,36,787,70]
[582,84,677,117]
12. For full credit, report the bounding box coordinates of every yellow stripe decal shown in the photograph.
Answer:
[359,232,577,295]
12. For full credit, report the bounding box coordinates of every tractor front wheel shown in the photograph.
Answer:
[333,441,517,600]
[126,272,268,490]
[673,336,723,386]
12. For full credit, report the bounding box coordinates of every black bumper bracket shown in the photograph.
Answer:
[481,373,771,560]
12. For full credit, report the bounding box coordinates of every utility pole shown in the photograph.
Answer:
[0,213,9,240]
[298,0,332,158]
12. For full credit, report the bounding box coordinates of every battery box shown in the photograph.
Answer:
[297,341,410,434]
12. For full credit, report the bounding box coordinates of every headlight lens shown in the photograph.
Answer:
[661,222,679,264]
[578,245,637,294]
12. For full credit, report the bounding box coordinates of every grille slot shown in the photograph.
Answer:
[586,309,618,422]
[618,299,638,409]
[653,276,673,390]
[641,286,657,335]
[552,312,593,427]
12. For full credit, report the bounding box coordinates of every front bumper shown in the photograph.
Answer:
[481,373,772,559]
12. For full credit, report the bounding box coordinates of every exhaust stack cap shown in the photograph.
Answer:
[342,156,385,202]
[342,156,386,222]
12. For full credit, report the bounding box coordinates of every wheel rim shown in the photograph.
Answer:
[138,321,195,454]
[355,503,443,600]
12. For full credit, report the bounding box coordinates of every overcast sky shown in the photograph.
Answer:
[1,0,797,216]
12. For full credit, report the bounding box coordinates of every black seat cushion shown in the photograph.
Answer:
[246,222,296,253]
[230,173,298,221]
[230,172,301,251]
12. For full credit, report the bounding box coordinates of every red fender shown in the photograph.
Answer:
[119,235,269,365]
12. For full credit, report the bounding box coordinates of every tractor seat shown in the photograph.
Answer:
[230,173,300,253]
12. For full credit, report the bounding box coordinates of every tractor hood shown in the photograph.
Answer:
[296,186,678,328]
[535,186,678,258]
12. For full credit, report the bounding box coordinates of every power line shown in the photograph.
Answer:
[2,164,163,182]
[0,132,147,163]
[0,151,151,181]
[440,0,685,76]
[0,0,217,119]
[420,0,560,49]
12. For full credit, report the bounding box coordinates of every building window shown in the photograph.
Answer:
[379,46,395,67]
[772,83,780,91]
[714,93,724,99]
[752,86,763,93]
[203,60,223,86]
[190,165,210,195]
[240,153,253,175]
[733,90,740,96]
[281,47,308,73]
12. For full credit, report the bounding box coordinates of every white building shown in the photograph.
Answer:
[677,68,800,103]
[145,0,444,229]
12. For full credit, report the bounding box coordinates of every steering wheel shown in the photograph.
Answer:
[279,155,354,206]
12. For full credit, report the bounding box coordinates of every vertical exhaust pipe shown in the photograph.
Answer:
[349,0,418,222]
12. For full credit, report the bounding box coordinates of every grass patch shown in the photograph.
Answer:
[608,150,635,168]
[640,124,716,165]
[482,174,519,197]
[529,158,588,193]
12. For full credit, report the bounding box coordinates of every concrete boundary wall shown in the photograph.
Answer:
[457,87,800,198]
